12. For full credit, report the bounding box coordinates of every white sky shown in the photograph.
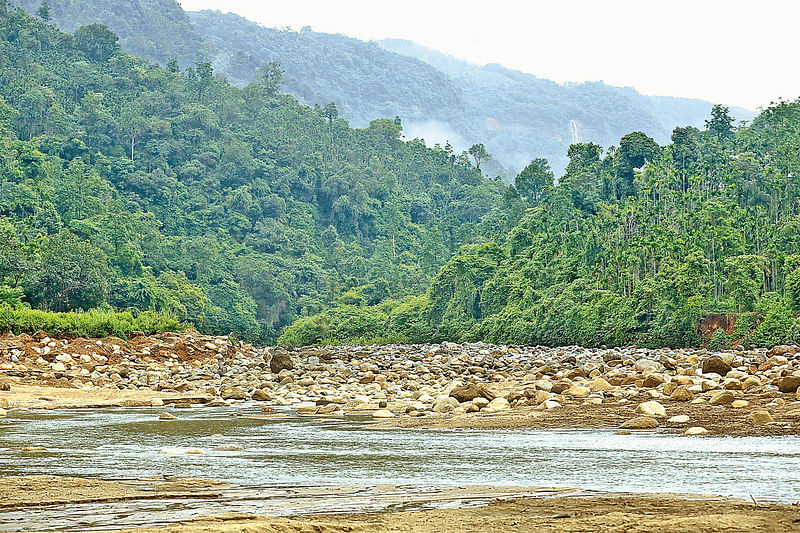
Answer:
[180,0,800,110]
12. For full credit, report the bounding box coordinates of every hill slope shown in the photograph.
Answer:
[0,6,514,342]
[11,0,754,175]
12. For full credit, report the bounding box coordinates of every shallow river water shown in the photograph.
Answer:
[0,405,798,530]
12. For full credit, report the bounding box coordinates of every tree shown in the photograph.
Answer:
[36,1,51,21]
[670,126,700,190]
[322,101,338,127]
[565,142,602,175]
[613,131,661,199]
[725,255,768,312]
[706,104,735,140]
[515,158,553,204]
[0,219,30,288]
[119,102,146,161]
[167,58,180,73]
[468,143,491,170]
[26,232,110,312]
[258,61,283,96]
[74,24,119,62]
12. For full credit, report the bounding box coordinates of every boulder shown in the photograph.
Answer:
[684,426,709,436]
[635,401,666,417]
[667,414,689,424]
[778,376,800,393]
[669,385,693,402]
[643,374,665,388]
[708,390,735,405]
[269,350,294,373]
[635,359,659,372]
[450,383,494,402]
[566,385,591,398]
[589,378,613,392]
[372,409,395,419]
[746,410,774,425]
[768,345,796,356]
[730,400,749,409]
[620,416,659,429]
[432,396,460,413]
[701,356,731,376]
[252,389,272,401]
[159,412,177,420]
[219,386,248,400]
[484,397,511,412]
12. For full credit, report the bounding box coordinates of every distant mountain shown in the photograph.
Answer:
[187,10,464,131]
[12,0,756,175]
[378,39,755,173]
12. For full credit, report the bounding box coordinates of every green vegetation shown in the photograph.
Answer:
[285,101,800,348]
[0,8,516,342]
[0,306,182,338]
[13,0,753,176]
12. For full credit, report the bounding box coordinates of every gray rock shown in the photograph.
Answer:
[701,355,731,376]
[270,350,294,373]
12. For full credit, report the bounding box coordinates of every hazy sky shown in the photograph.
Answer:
[180,0,800,110]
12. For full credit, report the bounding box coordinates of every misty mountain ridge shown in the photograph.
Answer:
[12,0,755,175]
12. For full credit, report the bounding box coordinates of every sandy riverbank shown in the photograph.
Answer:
[3,478,796,533]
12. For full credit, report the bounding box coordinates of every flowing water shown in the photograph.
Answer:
[1,405,798,530]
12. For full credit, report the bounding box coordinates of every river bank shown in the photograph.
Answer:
[2,475,797,533]
[1,332,799,436]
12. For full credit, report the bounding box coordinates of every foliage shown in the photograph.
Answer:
[297,99,800,348]
[15,1,753,176]
[0,305,182,338]
[0,9,512,343]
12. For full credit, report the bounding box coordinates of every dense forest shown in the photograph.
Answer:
[0,6,518,342]
[8,0,752,176]
[281,101,800,349]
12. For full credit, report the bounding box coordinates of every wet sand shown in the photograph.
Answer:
[3,477,796,533]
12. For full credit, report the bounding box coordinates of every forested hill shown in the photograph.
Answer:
[186,10,464,133]
[12,0,206,65]
[281,101,800,350]
[0,7,517,342]
[10,0,753,176]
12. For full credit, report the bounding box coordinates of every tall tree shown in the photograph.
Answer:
[515,158,553,204]
[468,143,491,170]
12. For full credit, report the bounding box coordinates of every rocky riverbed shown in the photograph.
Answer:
[1,331,800,436]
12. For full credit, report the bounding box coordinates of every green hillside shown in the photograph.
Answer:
[10,0,753,176]
[282,101,800,349]
[0,6,516,342]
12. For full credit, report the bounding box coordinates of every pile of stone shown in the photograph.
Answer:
[2,334,800,429]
